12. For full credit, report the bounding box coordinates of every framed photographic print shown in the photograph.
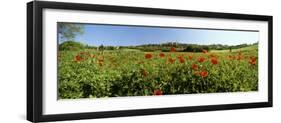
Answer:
[27,1,273,122]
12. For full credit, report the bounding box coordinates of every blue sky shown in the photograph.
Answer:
[60,23,259,46]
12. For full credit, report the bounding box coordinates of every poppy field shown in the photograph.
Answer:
[58,45,258,99]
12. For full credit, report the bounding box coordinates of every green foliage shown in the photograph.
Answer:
[84,42,256,53]
[59,41,85,51]
[183,45,210,52]
[98,44,104,51]
[58,45,258,99]
[58,23,84,42]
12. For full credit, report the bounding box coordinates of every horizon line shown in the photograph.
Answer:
[60,40,259,47]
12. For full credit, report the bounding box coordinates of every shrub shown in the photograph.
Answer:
[59,41,85,51]
[183,45,210,52]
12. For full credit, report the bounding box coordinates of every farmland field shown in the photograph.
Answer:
[58,45,258,99]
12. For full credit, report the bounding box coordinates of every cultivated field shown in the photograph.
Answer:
[58,45,258,99]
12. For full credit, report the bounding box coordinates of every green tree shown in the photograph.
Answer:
[58,23,85,42]
[99,44,104,51]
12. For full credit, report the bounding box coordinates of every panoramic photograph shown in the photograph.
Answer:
[57,22,259,99]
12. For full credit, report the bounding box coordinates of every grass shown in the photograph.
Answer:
[211,45,258,53]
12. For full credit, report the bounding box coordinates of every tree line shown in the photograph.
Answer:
[59,41,258,52]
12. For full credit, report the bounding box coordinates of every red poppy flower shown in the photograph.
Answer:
[237,55,242,60]
[179,57,185,63]
[168,58,176,64]
[211,58,218,65]
[74,55,83,62]
[98,59,104,66]
[170,47,177,52]
[249,57,257,65]
[78,52,91,60]
[200,70,208,78]
[159,52,165,58]
[202,49,208,54]
[145,53,153,59]
[153,90,163,95]
[249,60,256,65]
[197,57,205,63]
[176,55,185,63]
[188,55,193,60]
[192,64,198,70]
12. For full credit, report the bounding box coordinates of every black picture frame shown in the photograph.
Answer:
[27,1,273,122]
